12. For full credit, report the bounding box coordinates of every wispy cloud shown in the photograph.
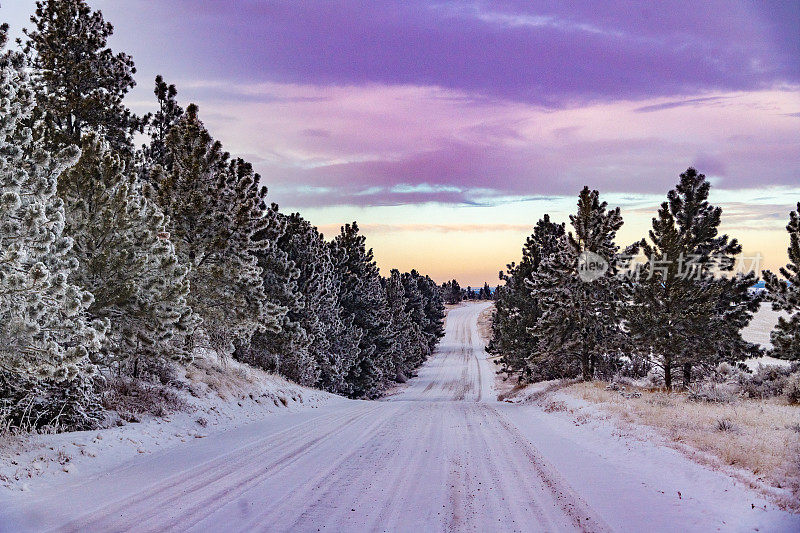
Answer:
[200,84,800,208]
[33,1,792,210]
[634,96,733,113]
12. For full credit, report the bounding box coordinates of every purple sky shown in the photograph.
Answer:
[5,0,798,206]
[93,1,800,102]
[3,1,799,283]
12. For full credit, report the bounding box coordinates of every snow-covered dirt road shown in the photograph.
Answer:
[1,302,798,532]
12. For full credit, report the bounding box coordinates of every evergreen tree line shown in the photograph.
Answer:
[0,1,445,429]
[489,170,800,389]
[441,280,494,304]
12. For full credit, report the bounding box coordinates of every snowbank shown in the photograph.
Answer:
[0,348,342,494]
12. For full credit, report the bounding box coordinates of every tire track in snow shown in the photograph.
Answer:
[165,404,389,532]
[59,404,383,532]
[488,406,613,532]
[14,302,621,532]
[233,403,410,531]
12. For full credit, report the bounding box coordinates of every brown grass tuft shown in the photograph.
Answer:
[477,304,495,345]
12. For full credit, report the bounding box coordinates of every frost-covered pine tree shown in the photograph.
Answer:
[530,188,625,381]
[276,213,360,393]
[237,205,316,385]
[149,105,283,355]
[21,0,139,154]
[481,282,492,300]
[0,23,105,383]
[382,270,408,378]
[487,215,565,381]
[400,270,434,368]
[763,202,800,361]
[384,269,422,380]
[59,135,196,376]
[442,279,462,305]
[416,272,445,352]
[330,222,395,398]
[140,75,183,170]
[628,168,759,389]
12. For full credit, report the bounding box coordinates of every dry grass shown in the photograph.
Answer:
[101,378,188,422]
[477,304,494,345]
[182,349,313,410]
[565,381,800,508]
[496,381,527,402]
[184,351,257,401]
[0,408,17,451]
[0,405,70,462]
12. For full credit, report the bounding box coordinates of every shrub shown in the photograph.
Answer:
[132,357,183,387]
[738,365,792,399]
[783,373,800,405]
[100,377,187,422]
[707,362,747,383]
[715,418,737,432]
[617,353,651,380]
[0,371,103,432]
[686,382,737,403]
[646,368,664,387]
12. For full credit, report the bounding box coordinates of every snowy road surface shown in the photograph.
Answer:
[1,302,798,532]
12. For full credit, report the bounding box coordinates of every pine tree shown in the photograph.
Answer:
[383,270,409,377]
[530,188,625,381]
[481,282,492,300]
[21,0,139,153]
[58,135,196,376]
[384,269,428,379]
[237,205,316,385]
[443,279,462,305]
[278,213,360,393]
[0,24,105,383]
[400,271,434,370]
[149,105,283,355]
[763,202,800,360]
[487,215,565,381]
[628,168,759,389]
[141,75,183,170]
[330,222,395,398]
[414,272,446,352]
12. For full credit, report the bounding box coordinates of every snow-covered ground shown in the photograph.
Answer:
[0,351,340,496]
[741,304,793,369]
[1,302,798,532]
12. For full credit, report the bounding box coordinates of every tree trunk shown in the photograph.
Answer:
[682,363,692,388]
[581,348,591,381]
[664,358,672,391]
